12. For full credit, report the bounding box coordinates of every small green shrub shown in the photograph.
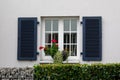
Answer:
[53,51,63,64]
[34,63,120,80]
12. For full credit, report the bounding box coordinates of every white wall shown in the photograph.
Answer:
[0,0,120,67]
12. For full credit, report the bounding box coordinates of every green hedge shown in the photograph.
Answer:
[34,63,120,80]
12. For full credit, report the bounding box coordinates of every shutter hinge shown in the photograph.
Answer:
[80,52,83,55]
[36,52,39,55]
[80,22,83,25]
[37,22,39,24]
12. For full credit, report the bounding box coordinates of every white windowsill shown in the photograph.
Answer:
[63,60,80,63]
[39,56,80,64]
[39,60,80,64]
[40,61,53,64]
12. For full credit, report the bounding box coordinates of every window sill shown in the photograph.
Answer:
[40,56,80,64]
[40,60,80,64]
[40,61,53,64]
[63,60,80,64]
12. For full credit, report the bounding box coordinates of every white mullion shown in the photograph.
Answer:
[75,19,77,56]
[71,33,74,55]
[59,18,63,51]
[76,32,77,56]
[69,18,71,56]
[44,19,46,46]
[77,18,80,58]
[51,19,53,46]
[63,19,65,51]
[52,19,55,39]
[43,19,47,59]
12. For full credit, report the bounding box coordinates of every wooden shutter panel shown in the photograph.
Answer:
[82,17,102,61]
[18,17,37,60]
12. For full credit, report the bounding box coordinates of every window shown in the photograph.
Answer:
[41,17,81,62]
[17,16,102,62]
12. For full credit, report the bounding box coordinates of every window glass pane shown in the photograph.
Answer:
[71,33,77,43]
[64,33,70,43]
[71,45,77,56]
[64,45,77,56]
[52,33,58,43]
[45,20,51,31]
[71,19,77,31]
[53,20,58,31]
[64,19,70,31]
[45,33,51,43]
[64,45,70,53]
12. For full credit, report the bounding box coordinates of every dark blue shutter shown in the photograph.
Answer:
[82,17,102,61]
[18,17,37,60]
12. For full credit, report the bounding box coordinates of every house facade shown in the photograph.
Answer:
[0,0,120,67]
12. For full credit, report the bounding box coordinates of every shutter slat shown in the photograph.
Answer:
[83,17,102,61]
[18,17,37,60]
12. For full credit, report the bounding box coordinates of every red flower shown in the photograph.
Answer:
[39,46,44,50]
[51,39,57,43]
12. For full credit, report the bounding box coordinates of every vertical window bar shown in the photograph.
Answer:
[69,19,71,56]
[51,19,53,46]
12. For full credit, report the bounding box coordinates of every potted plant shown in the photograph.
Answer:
[62,48,69,61]
[39,39,58,58]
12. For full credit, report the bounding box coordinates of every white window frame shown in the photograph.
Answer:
[39,16,81,63]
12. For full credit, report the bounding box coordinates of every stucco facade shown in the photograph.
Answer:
[0,0,120,67]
